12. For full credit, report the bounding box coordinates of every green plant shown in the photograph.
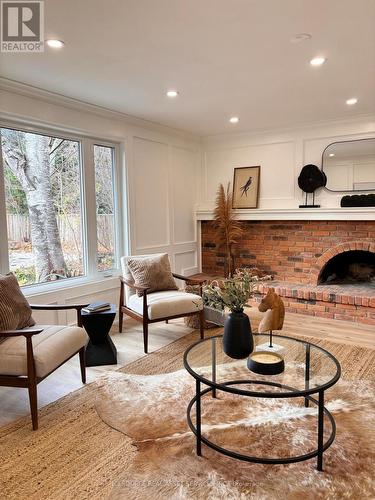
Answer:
[203,268,272,313]
[13,266,36,286]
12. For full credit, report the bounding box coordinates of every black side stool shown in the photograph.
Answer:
[82,304,117,366]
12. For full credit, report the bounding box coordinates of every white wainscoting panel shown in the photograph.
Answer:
[171,146,198,244]
[175,250,197,275]
[133,140,200,278]
[133,137,170,250]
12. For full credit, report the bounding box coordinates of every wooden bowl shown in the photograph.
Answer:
[247,351,285,375]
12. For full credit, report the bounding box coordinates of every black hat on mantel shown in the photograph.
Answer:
[298,164,327,193]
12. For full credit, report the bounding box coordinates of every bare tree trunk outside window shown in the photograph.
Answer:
[2,129,69,282]
[23,134,67,281]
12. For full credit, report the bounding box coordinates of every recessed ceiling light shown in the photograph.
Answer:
[329,153,335,157]
[229,116,239,124]
[346,97,358,105]
[46,39,65,48]
[166,90,179,97]
[290,33,311,43]
[310,57,326,66]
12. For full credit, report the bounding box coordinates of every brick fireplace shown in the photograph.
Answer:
[201,220,375,326]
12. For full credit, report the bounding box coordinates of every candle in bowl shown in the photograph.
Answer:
[247,350,285,375]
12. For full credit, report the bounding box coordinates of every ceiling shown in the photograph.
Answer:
[1,0,375,136]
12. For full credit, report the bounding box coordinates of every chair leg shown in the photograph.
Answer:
[25,336,38,430]
[79,347,86,384]
[143,319,148,354]
[28,379,38,431]
[199,309,205,340]
[119,309,123,333]
[119,279,125,333]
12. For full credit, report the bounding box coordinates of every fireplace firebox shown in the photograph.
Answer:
[318,250,375,285]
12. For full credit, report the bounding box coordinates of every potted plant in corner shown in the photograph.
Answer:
[204,269,271,359]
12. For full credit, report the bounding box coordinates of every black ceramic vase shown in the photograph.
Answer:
[223,310,253,359]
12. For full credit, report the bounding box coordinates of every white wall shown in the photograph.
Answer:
[199,116,375,210]
[0,81,200,323]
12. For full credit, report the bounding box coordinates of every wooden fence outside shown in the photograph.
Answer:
[7,214,115,249]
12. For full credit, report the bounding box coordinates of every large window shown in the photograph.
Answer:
[0,126,119,287]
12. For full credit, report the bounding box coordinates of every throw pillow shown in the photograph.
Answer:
[127,254,178,296]
[0,273,35,342]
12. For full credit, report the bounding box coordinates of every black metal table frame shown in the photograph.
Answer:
[183,334,341,471]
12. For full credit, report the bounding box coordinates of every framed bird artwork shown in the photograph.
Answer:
[232,166,260,208]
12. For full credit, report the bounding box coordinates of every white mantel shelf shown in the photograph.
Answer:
[196,207,375,221]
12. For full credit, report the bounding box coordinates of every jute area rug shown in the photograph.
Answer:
[0,330,374,500]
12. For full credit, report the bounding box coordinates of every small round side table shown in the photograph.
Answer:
[81,304,117,366]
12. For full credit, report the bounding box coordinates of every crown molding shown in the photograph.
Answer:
[1,77,374,144]
[0,77,199,142]
[202,114,375,144]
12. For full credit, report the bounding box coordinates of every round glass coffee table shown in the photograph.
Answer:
[183,333,341,471]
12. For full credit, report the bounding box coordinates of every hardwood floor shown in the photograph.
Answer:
[0,310,373,427]
[248,307,375,349]
[0,317,194,427]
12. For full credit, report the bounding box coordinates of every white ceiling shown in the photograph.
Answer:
[1,0,375,136]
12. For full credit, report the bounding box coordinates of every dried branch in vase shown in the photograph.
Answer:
[213,182,243,277]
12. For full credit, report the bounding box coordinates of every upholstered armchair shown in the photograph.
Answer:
[0,304,88,430]
[119,254,205,353]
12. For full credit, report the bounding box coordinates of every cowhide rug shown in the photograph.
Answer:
[94,363,375,500]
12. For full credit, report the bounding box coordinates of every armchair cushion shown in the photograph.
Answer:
[127,253,178,297]
[0,273,35,343]
[0,325,88,378]
[128,290,203,320]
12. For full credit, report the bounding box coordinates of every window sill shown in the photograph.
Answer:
[22,272,120,299]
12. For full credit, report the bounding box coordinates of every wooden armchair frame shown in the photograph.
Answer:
[119,273,206,353]
[0,303,88,430]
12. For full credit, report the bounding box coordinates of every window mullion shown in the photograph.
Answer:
[0,138,10,273]
[114,144,126,262]
[112,145,122,269]
[82,139,97,278]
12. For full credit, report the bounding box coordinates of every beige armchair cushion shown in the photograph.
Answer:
[0,325,88,378]
[128,290,203,320]
[127,253,178,297]
[0,274,35,342]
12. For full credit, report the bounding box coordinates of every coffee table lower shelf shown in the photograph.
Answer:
[186,380,336,471]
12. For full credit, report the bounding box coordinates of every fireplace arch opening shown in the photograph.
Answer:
[318,250,375,284]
